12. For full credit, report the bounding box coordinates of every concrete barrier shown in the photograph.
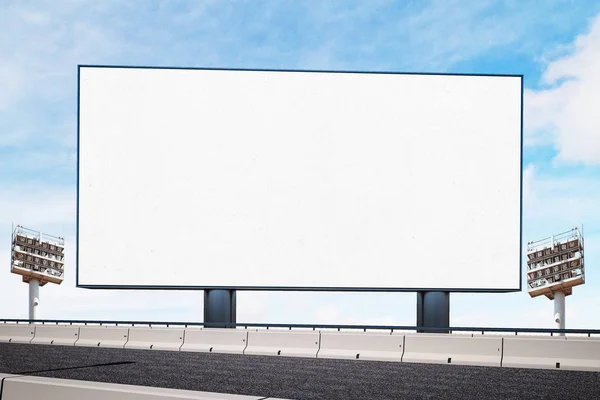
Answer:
[244,330,319,358]
[318,332,404,362]
[75,326,129,348]
[124,327,184,351]
[392,332,473,337]
[473,333,566,340]
[30,325,80,346]
[0,374,285,399]
[180,329,248,354]
[566,335,600,340]
[502,337,600,371]
[402,334,502,366]
[0,324,35,344]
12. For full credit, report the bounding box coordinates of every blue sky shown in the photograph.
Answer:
[1,0,600,328]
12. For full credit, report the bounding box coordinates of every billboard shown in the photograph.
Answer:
[77,66,522,291]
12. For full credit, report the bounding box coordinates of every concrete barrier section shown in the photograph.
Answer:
[567,335,600,340]
[0,324,35,344]
[0,374,283,399]
[318,332,404,362]
[30,325,80,346]
[472,334,566,340]
[391,332,475,338]
[124,327,184,351]
[503,337,600,371]
[392,332,473,337]
[75,326,129,348]
[402,335,502,367]
[245,330,320,358]
[181,329,248,354]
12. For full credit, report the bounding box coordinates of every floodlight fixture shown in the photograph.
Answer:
[526,226,584,335]
[10,224,65,320]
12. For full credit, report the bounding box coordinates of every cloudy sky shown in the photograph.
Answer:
[1,0,600,329]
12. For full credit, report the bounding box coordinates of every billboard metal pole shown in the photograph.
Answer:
[204,289,236,328]
[417,291,450,333]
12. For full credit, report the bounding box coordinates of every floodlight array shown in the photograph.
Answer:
[10,225,65,286]
[526,227,584,299]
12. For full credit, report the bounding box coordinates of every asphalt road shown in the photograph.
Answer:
[1,343,599,399]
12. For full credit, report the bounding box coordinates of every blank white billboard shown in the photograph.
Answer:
[77,66,522,291]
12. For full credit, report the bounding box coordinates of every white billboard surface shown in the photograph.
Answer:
[78,67,522,290]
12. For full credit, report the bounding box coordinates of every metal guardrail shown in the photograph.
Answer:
[526,227,580,253]
[12,225,65,246]
[1,319,600,337]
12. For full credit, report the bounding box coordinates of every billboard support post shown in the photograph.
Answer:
[204,289,236,328]
[417,291,449,333]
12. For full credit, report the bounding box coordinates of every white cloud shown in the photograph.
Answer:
[402,0,522,68]
[300,0,552,72]
[0,128,29,148]
[0,151,76,174]
[522,163,535,204]
[524,170,600,232]
[0,1,124,110]
[525,14,600,164]
[0,185,75,227]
